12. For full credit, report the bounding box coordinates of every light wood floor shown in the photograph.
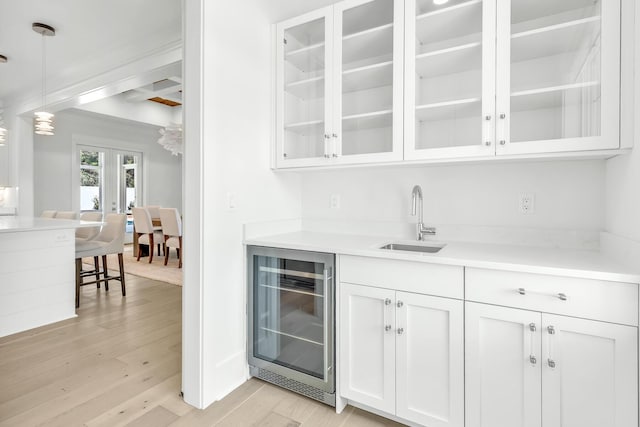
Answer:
[0,275,405,427]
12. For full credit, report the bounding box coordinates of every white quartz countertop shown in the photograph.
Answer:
[0,216,101,233]
[245,231,640,284]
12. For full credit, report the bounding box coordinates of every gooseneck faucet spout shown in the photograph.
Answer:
[410,185,436,241]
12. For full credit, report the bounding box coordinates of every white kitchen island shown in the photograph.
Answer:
[0,217,98,337]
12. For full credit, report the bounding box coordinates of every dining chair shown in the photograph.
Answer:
[40,210,57,218]
[74,213,126,308]
[132,207,163,263]
[55,211,79,219]
[159,208,183,268]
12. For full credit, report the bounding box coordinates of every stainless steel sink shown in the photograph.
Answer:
[380,242,445,253]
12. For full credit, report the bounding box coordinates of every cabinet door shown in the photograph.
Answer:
[276,7,334,168]
[496,0,620,155]
[340,282,395,413]
[332,0,404,164]
[541,314,638,427]
[404,0,496,160]
[396,292,464,427]
[465,302,542,427]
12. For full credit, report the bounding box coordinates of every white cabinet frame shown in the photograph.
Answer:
[495,0,621,155]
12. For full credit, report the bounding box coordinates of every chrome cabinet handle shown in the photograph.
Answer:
[517,288,568,301]
[529,322,537,365]
[397,301,403,308]
[547,325,556,369]
[397,328,404,335]
[385,325,392,332]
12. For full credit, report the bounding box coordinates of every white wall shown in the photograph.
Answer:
[185,0,343,408]
[301,160,606,232]
[605,0,640,242]
[33,109,182,215]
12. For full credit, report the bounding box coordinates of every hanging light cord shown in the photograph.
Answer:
[41,33,46,112]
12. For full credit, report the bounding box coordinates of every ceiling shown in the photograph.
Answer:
[0,0,182,105]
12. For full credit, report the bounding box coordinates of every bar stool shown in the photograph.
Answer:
[75,213,126,308]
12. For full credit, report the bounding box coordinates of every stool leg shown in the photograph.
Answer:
[149,234,154,263]
[94,256,100,288]
[136,233,142,262]
[75,258,82,308]
[118,253,126,296]
[102,255,109,291]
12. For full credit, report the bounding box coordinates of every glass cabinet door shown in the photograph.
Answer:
[333,0,403,163]
[252,252,333,388]
[404,0,496,160]
[496,0,620,154]
[276,8,333,168]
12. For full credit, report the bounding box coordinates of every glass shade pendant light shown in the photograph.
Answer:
[32,23,56,136]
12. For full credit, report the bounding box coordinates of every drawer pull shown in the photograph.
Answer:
[517,288,568,301]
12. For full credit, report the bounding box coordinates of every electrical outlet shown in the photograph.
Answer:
[330,194,341,209]
[519,193,535,215]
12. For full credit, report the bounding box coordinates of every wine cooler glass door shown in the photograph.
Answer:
[250,248,335,393]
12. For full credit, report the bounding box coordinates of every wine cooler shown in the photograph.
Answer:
[247,245,335,406]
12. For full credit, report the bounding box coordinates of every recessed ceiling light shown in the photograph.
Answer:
[434,0,449,5]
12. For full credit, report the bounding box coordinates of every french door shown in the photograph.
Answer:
[77,145,142,240]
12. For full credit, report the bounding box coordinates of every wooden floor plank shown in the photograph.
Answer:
[0,274,403,427]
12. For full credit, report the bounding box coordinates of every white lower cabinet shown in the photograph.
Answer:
[340,282,464,427]
[466,302,638,427]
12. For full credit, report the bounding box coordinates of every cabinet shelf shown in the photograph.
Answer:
[343,61,393,93]
[342,109,392,132]
[284,119,324,135]
[416,42,482,79]
[511,16,601,63]
[510,81,600,112]
[285,76,324,100]
[343,23,394,66]
[415,0,482,45]
[415,98,481,122]
[286,42,325,73]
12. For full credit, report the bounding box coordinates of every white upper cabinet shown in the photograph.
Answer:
[405,0,621,160]
[276,0,624,168]
[275,0,404,168]
[496,0,620,155]
[404,0,496,160]
[276,7,333,168]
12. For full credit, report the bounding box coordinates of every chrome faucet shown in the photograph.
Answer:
[411,185,436,241]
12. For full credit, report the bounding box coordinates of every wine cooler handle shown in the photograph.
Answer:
[323,268,330,377]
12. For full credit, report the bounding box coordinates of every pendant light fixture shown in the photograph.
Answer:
[0,55,7,146]
[32,22,56,136]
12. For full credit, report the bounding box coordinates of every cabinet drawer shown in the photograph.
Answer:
[466,268,638,325]
[340,255,463,299]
